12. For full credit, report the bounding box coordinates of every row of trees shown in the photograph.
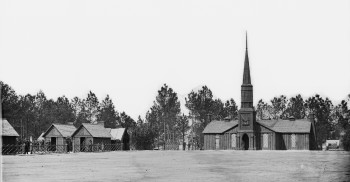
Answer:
[256,94,350,149]
[135,84,238,150]
[1,80,349,150]
[1,81,136,141]
[139,85,349,150]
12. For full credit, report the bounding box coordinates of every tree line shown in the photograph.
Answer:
[256,94,350,150]
[1,81,349,150]
[1,81,135,140]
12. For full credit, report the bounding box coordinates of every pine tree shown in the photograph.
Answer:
[98,95,119,128]
[85,91,100,123]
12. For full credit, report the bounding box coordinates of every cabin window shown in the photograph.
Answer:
[291,134,296,148]
[231,134,236,149]
[263,134,268,148]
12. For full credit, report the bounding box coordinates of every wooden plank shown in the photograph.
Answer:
[205,135,208,150]
[306,134,308,150]
[74,127,92,137]
[57,137,63,145]
[46,127,62,137]
[204,135,207,150]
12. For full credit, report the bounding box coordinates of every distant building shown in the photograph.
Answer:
[110,128,129,150]
[1,119,19,145]
[42,123,76,151]
[71,123,112,152]
[324,140,340,150]
[203,34,317,150]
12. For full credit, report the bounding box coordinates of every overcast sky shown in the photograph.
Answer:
[1,0,350,119]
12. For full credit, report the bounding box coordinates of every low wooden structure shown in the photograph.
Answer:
[203,117,316,150]
[203,120,238,150]
[110,128,129,150]
[71,123,112,152]
[42,124,76,152]
[1,119,19,145]
[1,119,20,154]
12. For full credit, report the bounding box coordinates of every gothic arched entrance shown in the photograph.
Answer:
[242,134,249,150]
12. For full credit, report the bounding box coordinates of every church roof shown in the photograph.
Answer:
[202,120,238,134]
[1,119,19,137]
[257,119,311,133]
[202,119,311,134]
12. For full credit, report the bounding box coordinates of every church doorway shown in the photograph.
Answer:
[242,134,249,150]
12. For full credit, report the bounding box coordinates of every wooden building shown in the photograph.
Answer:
[203,117,316,150]
[1,119,19,145]
[203,34,317,150]
[110,128,130,150]
[42,124,76,151]
[71,123,112,152]
[203,120,238,150]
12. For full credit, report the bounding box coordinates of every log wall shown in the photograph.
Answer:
[275,133,309,150]
[203,126,238,150]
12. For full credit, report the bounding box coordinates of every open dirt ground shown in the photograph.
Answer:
[2,150,350,182]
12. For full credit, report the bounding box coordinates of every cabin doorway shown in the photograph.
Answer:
[50,137,56,151]
[242,134,249,150]
[80,137,86,152]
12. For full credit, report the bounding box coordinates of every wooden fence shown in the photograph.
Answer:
[1,143,123,155]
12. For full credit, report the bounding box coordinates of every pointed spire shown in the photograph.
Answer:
[243,32,251,84]
[246,31,248,50]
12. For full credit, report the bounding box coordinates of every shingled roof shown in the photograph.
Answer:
[202,120,238,134]
[1,119,19,137]
[257,119,311,133]
[43,124,77,138]
[80,124,112,138]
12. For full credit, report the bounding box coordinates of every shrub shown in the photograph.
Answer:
[341,128,350,151]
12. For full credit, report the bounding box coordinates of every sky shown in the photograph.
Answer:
[1,0,350,120]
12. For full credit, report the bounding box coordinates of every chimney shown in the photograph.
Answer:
[207,113,212,122]
[308,112,315,122]
[288,116,295,121]
[224,116,231,122]
[96,121,105,126]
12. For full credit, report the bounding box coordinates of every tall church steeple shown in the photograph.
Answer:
[241,32,253,108]
[243,32,251,84]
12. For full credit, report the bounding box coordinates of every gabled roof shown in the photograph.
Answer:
[1,119,19,137]
[110,128,126,140]
[73,124,112,138]
[257,119,311,133]
[37,132,45,141]
[202,120,238,134]
[43,124,77,138]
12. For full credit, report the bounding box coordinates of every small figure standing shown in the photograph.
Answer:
[24,139,30,154]
[89,140,93,152]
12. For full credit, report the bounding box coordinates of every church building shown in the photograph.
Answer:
[202,35,317,150]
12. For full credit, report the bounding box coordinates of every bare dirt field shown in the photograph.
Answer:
[2,150,350,182]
